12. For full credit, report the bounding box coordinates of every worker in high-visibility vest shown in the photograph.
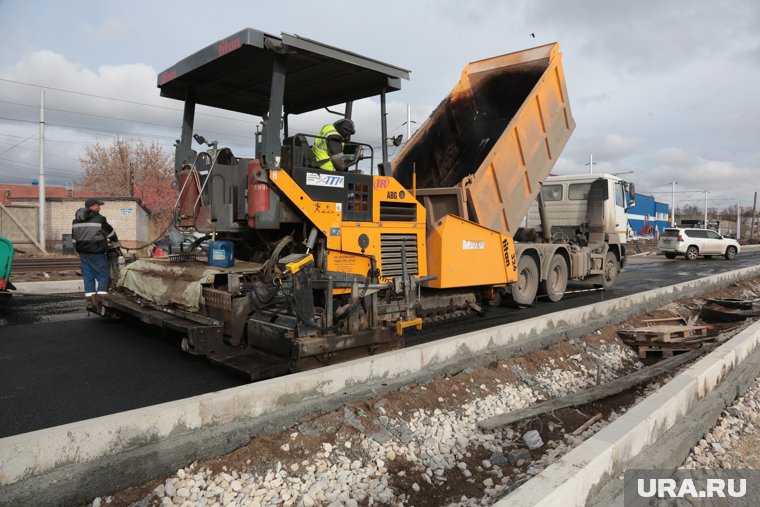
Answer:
[311,118,355,171]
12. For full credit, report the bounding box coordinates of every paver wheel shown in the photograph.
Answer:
[512,255,539,305]
[539,254,568,302]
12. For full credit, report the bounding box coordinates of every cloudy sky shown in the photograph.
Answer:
[1,0,758,212]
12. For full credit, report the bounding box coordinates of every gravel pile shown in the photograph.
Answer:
[682,375,760,470]
[89,340,641,507]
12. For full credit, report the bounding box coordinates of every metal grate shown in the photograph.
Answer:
[380,234,419,278]
[379,202,416,222]
[169,253,199,263]
[202,288,233,311]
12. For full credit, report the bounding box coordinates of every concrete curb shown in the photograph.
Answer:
[588,331,760,506]
[2,265,760,506]
[497,313,760,506]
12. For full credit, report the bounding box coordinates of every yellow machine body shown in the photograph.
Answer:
[270,169,428,291]
[425,215,517,289]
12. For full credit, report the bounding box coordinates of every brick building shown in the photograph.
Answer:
[0,183,89,205]
[46,197,151,248]
[0,185,151,253]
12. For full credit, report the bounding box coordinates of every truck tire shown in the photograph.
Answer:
[512,255,539,305]
[540,255,568,302]
[664,253,677,259]
[725,246,738,260]
[601,251,619,289]
[685,246,699,261]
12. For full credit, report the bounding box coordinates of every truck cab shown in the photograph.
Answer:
[525,174,636,244]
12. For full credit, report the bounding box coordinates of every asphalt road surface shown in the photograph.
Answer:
[1,249,759,438]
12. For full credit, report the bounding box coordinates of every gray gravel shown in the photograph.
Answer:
[682,375,760,470]
[89,339,641,507]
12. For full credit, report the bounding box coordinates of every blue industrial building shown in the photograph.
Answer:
[628,194,670,238]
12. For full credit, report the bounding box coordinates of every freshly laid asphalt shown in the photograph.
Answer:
[1,249,759,438]
[0,310,245,437]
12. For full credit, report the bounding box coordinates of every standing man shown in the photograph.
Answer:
[311,118,355,171]
[72,198,119,297]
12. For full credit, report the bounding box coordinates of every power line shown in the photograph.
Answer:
[0,133,37,156]
[2,145,81,163]
[0,108,255,145]
[0,77,257,125]
[0,156,79,175]
[0,163,79,177]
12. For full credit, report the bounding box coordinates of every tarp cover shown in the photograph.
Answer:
[118,258,262,311]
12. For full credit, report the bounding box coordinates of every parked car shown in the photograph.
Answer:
[658,228,740,260]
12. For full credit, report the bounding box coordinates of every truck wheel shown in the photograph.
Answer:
[512,255,539,305]
[685,246,699,261]
[540,255,568,302]
[725,246,738,260]
[601,251,619,289]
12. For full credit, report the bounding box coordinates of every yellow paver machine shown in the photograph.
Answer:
[93,29,580,379]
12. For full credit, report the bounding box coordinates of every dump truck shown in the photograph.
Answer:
[90,29,615,379]
[391,44,633,304]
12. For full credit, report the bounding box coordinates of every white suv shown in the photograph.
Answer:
[658,228,740,260]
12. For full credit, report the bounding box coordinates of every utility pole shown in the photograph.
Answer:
[402,104,416,144]
[703,190,708,228]
[670,181,677,227]
[751,192,757,241]
[737,203,741,240]
[406,104,411,142]
[38,89,47,253]
[586,153,595,174]
[129,161,135,196]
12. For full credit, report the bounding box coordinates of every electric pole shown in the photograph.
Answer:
[751,192,757,241]
[38,89,47,253]
[737,203,742,240]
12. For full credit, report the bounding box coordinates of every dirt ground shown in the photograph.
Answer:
[97,278,760,507]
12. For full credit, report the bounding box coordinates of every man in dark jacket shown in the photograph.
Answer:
[72,198,119,296]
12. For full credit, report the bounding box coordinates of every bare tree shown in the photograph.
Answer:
[680,204,701,216]
[719,205,738,221]
[77,138,176,227]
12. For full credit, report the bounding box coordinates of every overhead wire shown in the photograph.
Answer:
[0,77,258,125]
[0,101,255,144]
[0,133,37,156]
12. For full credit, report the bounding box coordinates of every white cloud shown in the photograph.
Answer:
[639,149,755,205]
[0,1,758,209]
[82,17,134,43]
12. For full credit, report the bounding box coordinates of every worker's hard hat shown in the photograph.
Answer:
[334,118,355,137]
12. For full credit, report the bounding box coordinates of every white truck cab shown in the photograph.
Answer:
[524,173,635,244]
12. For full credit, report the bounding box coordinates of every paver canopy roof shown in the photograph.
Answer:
[158,28,410,116]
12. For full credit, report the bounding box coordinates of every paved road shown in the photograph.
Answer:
[1,249,758,438]
[0,304,245,437]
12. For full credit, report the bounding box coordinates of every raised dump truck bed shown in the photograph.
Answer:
[392,43,574,237]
